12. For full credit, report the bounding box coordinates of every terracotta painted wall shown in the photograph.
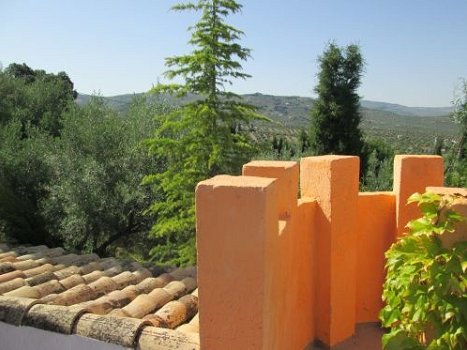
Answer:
[356,192,395,323]
[393,155,444,237]
[300,156,360,347]
[196,175,277,350]
[243,161,316,350]
[195,154,448,349]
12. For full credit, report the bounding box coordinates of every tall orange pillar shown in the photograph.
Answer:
[242,160,299,219]
[300,155,360,347]
[393,155,444,237]
[242,160,316,349]
[195,175,278,350]
[356,192,395,323]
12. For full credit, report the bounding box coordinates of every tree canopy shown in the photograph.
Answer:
[0,63,77,136]
[309,43,366,164]
[145,0,262,265]
[0,65,165,257]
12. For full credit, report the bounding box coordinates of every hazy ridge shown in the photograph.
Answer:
[76,92,457,148]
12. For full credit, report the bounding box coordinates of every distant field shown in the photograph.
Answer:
[77,92,459,154]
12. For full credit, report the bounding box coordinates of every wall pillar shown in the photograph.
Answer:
[242,160,316,349]
[393,155,444,237]
[300,155,360,347]
[356,192,395,323]
[242,160,299,219]
[195,175,277,350]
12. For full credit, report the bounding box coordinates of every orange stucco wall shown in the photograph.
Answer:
[301,156,360,346]
[393,155,444,237]
[242,161,316,349]
[195,154,453,349]
[356,192,395,323]
[196,175,278,349]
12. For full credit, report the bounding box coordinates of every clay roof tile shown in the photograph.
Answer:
[0,277,26,295]
[75,313,150,348]
[0,262,15,274]
[22,263,55,278]
[136,326,200,350]
[50,283,96,306]
[24,304,86,334]
[58,274,86,289]
[88,276,118,298]
[53,265,81,280]
[0,270,25,284]
[81,270,105,284]
[0,244,199,348]
[112,271,137,289]
[0,296,39,326]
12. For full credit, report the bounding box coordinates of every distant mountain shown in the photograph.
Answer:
[360,100,453,118]
[77,92,453,118]
[76,91,458,153]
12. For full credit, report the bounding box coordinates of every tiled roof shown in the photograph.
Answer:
[0,243,199,349]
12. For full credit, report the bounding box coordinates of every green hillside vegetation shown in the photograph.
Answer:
[77,92,458,154]
[360,100,453,117]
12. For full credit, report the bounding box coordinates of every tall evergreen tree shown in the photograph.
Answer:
[445,78,467,186]
[145,0,262,265]
[309,43,365,162]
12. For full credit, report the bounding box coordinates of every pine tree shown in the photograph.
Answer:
[309,43,365,162]
[145,0,261,265]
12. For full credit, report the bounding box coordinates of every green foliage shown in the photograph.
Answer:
[145,0,262,265]
[445,79,467,187]
[1,63,76,136]
[0,121,53,245]
[452,79,467,160]
[40,96,163,255]
[0,69,166,257]
[309,42,366,167]
[361,138,395,191]
[380,192,467,350]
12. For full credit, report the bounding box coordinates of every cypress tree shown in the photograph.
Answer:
[309,43,365,161]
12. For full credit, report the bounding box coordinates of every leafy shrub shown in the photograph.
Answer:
[41,96,164,256]
[380,192,466,350]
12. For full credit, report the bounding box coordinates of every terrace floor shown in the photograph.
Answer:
[311,323,385,350]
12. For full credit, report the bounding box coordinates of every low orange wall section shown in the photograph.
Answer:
[195,155,446,349]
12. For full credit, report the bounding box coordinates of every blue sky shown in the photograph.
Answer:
[1,0,466,107]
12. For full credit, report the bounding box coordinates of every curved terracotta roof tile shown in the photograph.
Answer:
[136,326,200,350]
[0,296,40,325]
[0,277,26,294]
[22,263,55,278]
[50,283,95,306]
[58,273,86,289]
[123,291,170,319]
[0,270,25,284]
[0,252,17,260]
[80,287,138,315]
[135,278,165,294]
[25,271,57,287]
[76,313,151,348]
[112,271,137,289]
[0,256,17,263]
[0,244,199,348]
[133,268,153,283]
[78,261,101,275]
[16,247,65,261]
[0,262,15,274]
[88,276,118,297]
[53,265,81,280]
[24,304,86,334]
[103,265,124,277]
